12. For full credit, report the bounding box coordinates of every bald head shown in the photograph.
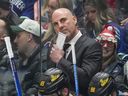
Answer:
[54,8,72,13]
[52,8,73,21]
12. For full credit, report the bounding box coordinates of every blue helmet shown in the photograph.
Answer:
[88,72,115,96]
[38,68,69,95]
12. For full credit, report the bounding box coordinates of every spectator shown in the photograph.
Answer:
[73,0,86,28]
[50,8,102,95]
[0,0,21,25]
[88,25,128,96]
[11,19,53,95]
[83,0,116,38]
[97,25,119,71]
[117,0,128,22]
[83,0,128,57]
[9,0,36,19]
[0,18,19,96]
[0,18,9,66]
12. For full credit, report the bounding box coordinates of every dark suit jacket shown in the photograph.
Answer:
[58,32,102,95]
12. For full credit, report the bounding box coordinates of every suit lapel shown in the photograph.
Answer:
[75,33,87,53]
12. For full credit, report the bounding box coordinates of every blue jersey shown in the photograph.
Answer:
[9,0,35,19]
[108,22,128,54]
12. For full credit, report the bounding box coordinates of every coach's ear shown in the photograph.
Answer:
[73,16,77,25]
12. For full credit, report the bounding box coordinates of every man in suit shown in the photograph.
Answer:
[50,8,102,95]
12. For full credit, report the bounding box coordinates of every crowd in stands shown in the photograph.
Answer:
[0,0,128,96]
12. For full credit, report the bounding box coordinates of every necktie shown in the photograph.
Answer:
[63,44,71,58]
[63,44,70,51]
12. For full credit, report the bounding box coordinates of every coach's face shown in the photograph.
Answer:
[52,8,78,42]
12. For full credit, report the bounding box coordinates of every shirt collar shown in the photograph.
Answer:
[68,30,82,45]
